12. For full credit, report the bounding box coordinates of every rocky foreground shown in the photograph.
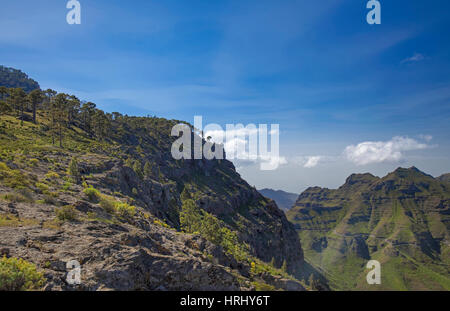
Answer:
[0,112,307,291]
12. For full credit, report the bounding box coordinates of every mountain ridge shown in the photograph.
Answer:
[258,188,298,212]
[287,166,450,290]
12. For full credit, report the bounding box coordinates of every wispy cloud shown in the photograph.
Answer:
[401,53,425,64]
[304,156,322,168]
[418,134,433,142]
[344,136,432,166]
[291,155,337,168]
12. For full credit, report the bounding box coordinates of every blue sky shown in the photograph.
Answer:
[1,0,449,192]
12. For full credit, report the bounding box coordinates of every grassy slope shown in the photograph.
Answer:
[287,170,450,290]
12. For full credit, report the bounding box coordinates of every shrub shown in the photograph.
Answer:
[0,162,9,171]
[40,194,57,205]
[0,162,29,188]
[99,197,115,214]
[115,202,136,218]
[2,191,33,203]
[0,257,45,291]
[251,281,276,291]
[44,171,59,180]
[153,218,171,229]
[28,158,39,167]
[62,181,72,191]
[250,262,257,274]
[83,186,100,202]
[55,205,77,221]
[35,182,49,194]
[0,214,39,227]
[0,101,12,114]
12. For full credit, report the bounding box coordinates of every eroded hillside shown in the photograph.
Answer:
[0,90,306,290]
[287,168,450,290]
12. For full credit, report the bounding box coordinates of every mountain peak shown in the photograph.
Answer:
[389,166,432,179]
[342,173,379,188]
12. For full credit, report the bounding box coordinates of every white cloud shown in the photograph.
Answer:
[304,156,322,168]
[291,155,335,168]
[204,127,286,170]
[401,53,425,64]
[344,136,431,166]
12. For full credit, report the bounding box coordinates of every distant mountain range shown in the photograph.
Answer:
[258,188,298,211]
[287,167,450,290]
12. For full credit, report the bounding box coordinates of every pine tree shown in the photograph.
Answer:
[124,158,133,168]
[143,161,152,178]
[270,257,276,267]
[0,86,7,102]
[133,160,143,179]
[281,260,288,273]
[67,95,80,127]
[7,88,26,126]
[68,157,80,183]
[180,186,192,201]
[200,212,222,245]
[308,274,315,286]
[53,93,69,147]
[80,102,96,133]
[27,89,43,124]
[179,199,202,233]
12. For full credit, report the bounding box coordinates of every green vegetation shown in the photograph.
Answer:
[180,199,249,260]
[0,67,310,291]
[0,161,31,189]
[287,168,450,290]
[114,202,136,218]
[179,198,293,282]
[0,214,39,227]
[83,186,101,202]
[67,157,80,183]
[55,205,78,221]
[0,257,45,291]
[0,66,40,92]
[2,190,34,203]
[95,190,137,219]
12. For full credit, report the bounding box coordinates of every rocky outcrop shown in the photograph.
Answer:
[87,158,304,275]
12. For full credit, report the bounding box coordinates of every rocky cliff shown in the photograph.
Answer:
[287,167,450,290]
[0,99,305,290]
